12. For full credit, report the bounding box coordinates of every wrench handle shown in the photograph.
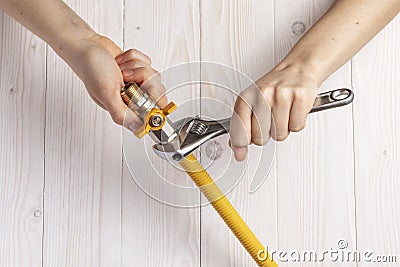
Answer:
[310,88,354,113]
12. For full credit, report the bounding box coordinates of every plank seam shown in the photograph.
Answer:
[120,0,126,266]
[41,42,49,267]
[199,0,203,266]
[350,58,359,267]
[272,0,279,253]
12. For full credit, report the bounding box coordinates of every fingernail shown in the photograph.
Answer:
[116,56,123,63]
[119,64,126,71]
[123,70,134,76]
[233,146,247,161]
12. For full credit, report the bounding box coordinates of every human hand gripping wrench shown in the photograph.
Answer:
[121,82,354,267]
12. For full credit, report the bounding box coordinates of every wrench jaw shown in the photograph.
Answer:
[152,117,231,162]
[123,83,354,162]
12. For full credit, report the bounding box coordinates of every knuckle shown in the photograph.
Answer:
[260,85,274,97]
[127,49,139,58]
[234,98,249,113]
[144,54,151,63]
[238,89,257,107]
[260,89,274,108]
[274,88,292,103]
[255,92,268,105]
[293,89,307,101]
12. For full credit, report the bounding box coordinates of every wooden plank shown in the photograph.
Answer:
[274,1,356,266]
[200,1,278,266]
[42,0,123,266]
[121,1,201,266]
[353,16,400,267]
[0,12,45,267]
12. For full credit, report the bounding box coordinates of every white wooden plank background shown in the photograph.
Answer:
[274,1,356,267]
[121,1,201,266]
[200,1,277,266]
[0,1,399,267]
[353,16,400,267]
[0,11,45,267]
[43,0,123,266]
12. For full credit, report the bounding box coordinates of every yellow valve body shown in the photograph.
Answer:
[135,102,177,138]
[180,154,277,267]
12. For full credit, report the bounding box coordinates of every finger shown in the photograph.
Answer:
[123,107,143,133]
[118,59,149,72]
[123,66,156,84]
[103,91,141,129]
[230,93,253,161]
[271,89,292,141]
[233,146,248,162]
[124,67,168,106]
[288,92,315,132]
[144,84,168,107]
[115,49,151,65]
[251,97,272,146]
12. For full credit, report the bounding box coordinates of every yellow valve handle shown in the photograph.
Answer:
[135,103,177,138]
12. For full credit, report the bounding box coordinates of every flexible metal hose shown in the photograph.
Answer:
[121,83,277,266]
[180,154,277,267]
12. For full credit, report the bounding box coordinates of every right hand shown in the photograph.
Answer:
[230,64,318,161]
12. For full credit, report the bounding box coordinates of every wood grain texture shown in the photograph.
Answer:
[274,1,356,266]
[1,1,400,267]
[200,1,277,266]
[42,0,123,266]
[0,12,45,267]
[353,16,400,267]
[121,1,201,266]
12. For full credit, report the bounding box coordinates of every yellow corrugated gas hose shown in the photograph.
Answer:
[180,154,277,267]
[120,83,277,266]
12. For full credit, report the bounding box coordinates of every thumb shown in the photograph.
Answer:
[105,92,141,130]
[232,145,248,162]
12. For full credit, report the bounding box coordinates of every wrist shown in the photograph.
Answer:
[274,53,328,87]
[51,28,101,80]
[53,27,96,55]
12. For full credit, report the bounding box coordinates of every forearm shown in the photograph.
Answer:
[276,0,400,86]
[0,0,97,71]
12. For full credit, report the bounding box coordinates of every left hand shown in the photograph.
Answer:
[69,34,166,130]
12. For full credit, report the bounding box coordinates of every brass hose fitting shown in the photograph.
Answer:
[121,83,177,141]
